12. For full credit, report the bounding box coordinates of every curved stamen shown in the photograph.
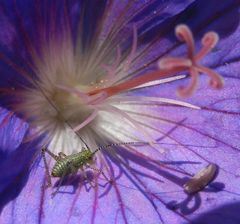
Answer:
[122,24,138,73]
[101,45,121,80]
[99,104,156,145]
[73,110,99,132]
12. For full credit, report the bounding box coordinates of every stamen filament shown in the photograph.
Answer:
[73,110,98,131]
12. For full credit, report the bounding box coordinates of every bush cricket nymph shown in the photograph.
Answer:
[183,163,218,194]
[42,141,149,197]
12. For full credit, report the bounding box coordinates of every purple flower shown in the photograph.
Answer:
[0,0,240,223]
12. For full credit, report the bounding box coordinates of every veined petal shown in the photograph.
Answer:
[0,1,240,224]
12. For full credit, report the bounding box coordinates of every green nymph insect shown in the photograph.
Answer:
[42,141,143,197]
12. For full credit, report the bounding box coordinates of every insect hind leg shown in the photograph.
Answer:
[80,167,97,188]
[85,164,112,184]
[58,152,67,159]
[51,169,69,198]
[42,147,60,161]
[41,148,65,189]
[41,148,53,188]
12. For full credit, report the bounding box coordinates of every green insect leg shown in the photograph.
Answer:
[86,164,112,183]
[58,152,67,159]
[81,167,97,188]
[51,168,69,198]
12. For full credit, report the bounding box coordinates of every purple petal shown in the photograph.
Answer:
[0,1,240,224]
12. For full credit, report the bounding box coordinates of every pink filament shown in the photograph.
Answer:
[122,24,138,73]
[73,109,98,132]
[61,24,224,134]
[101,45,121,79]
[101,104,155,143]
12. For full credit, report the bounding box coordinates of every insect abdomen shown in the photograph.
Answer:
[51,159,71,177]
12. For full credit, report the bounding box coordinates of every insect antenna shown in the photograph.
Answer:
[92,141,160,154]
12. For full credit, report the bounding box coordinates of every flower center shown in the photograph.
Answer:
[50,87,93,124]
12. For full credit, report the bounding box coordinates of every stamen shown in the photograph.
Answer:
[122,24,138,73]
[73,110,98,132]
[108,96,201,109]
[100,104,156,145]
[101,45,121,80]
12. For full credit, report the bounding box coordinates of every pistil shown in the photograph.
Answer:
[88,24,223,99]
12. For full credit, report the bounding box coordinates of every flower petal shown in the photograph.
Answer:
[0,1,240,224]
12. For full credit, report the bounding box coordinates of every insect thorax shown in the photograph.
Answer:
[73,149,94,166]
